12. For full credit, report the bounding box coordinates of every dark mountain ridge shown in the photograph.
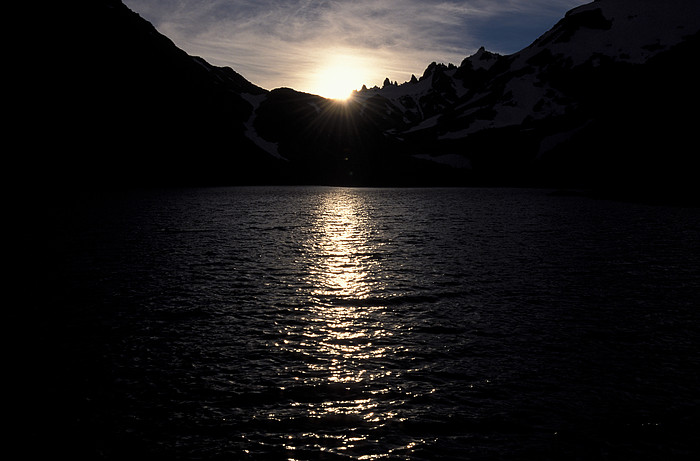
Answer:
[33,0,700,202]
[344,0,700,199]
[35,0,279,188]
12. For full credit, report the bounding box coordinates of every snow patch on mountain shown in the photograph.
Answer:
[521,0,700,66]
[241,93,285,161]
[349,0,700,144]
[462,46,500,72]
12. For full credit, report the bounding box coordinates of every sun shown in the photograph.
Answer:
[310,55,374,100]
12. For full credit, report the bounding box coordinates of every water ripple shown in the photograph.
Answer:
[45,186,700,460]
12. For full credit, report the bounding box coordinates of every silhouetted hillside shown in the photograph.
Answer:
[36,0,283,188]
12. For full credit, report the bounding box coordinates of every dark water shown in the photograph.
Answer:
[37,187,700,460]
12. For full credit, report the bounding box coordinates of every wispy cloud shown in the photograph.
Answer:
[123,0,581,94]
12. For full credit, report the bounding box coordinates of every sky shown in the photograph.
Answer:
[123,0,583,99]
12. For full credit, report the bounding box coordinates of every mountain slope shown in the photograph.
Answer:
[34,0,285,187]
[355,0,700,136]
[247,0,700,195]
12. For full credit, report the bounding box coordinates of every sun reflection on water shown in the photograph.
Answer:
[264,189,424,457]
[309,191,378,301]
[303,190,389,385]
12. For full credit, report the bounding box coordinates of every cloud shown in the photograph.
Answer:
[123,0,581,94]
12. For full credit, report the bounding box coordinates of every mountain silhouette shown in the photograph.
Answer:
[33,0,700,201]
[34,0,282,188]
[348,0,700,199]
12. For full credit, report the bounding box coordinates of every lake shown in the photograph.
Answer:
[36,187,700,460]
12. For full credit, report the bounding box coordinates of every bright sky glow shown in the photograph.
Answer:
[123,0,582,99]
[310,53,378,99]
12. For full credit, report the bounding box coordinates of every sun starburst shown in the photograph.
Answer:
[310,53,375,100]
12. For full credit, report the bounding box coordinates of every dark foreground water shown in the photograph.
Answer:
[35,187,700,460]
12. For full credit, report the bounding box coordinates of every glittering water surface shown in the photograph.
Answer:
[46,187,700,460]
